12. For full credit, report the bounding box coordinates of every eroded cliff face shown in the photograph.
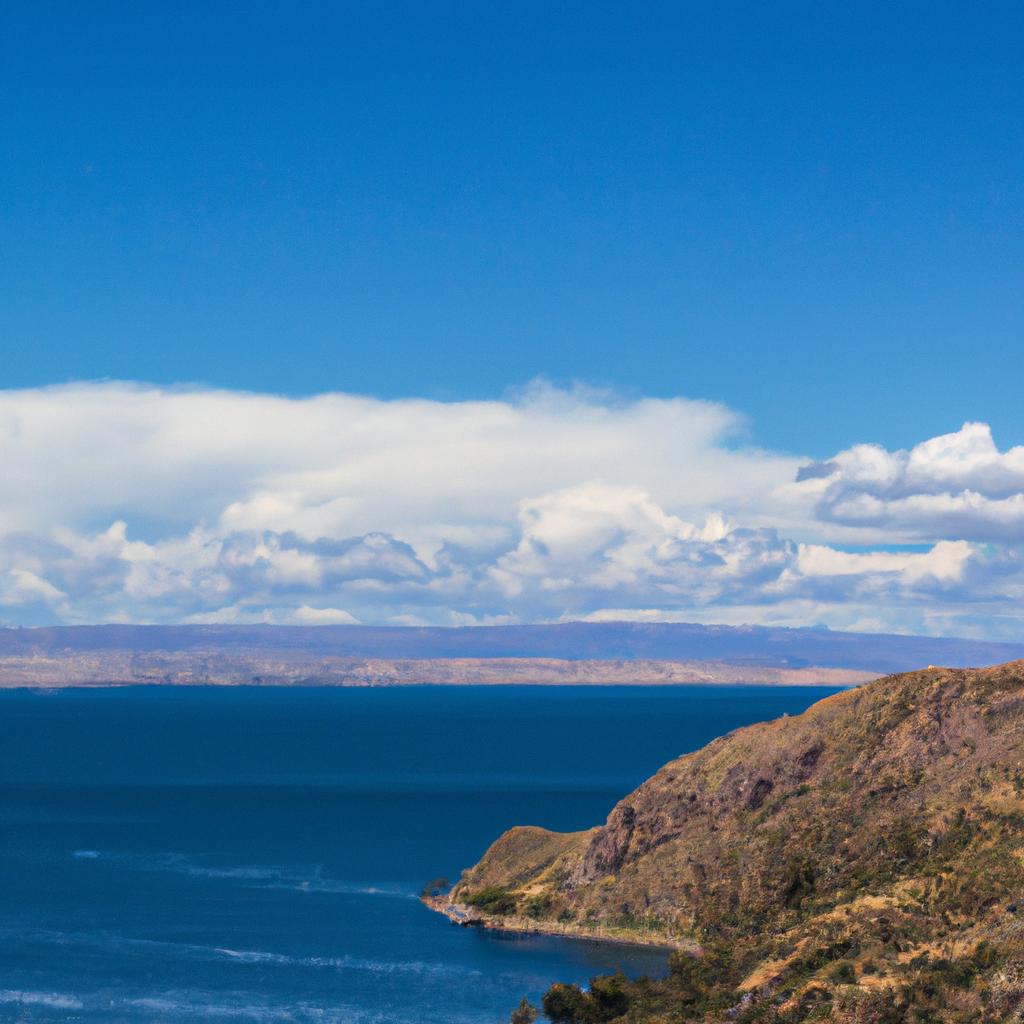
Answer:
[439,662,1024,1020]
[572,731,828,889]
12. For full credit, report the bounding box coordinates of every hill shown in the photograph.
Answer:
[2,622,1024,687]
[432,662,1024,1022]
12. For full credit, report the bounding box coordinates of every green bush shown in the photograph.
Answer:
[588,972,631,1020]
[464,886,518,915]
[541,983,590,1023]
[540,974,632,1024]
[509,996,538,1024]
[524,894,552,919]
[829,960,856,984]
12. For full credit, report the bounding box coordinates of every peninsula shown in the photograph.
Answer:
[431,660,1024,1021]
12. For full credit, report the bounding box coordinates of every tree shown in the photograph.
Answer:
[540,973,634,1024]
[588,972,630,1019]
[510,997,539,1024]
[420,877,449,898]
[668,949,717,1004]
[542,983,590,1024]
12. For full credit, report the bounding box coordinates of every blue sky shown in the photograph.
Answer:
[2,5,1024,636]
[3,2,1021,456]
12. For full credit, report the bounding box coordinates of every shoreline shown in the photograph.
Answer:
[421,895,693,954]
[0,678,859,692]
[0,655,871,690]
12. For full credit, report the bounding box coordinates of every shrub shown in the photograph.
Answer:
[782,859,817,909]
[509,997,538,1024]
[524,894,552,919]
[588,971,631,1020]
[829,960,856,984]
[668,946,728,1004]
[542,983,590,1024]
[465,886,519,915]
[540,974,632,1024]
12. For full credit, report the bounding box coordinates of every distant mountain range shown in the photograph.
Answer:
[1,622,1024,687]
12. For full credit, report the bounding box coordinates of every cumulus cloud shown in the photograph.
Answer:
[1,383,1023,637]
[0,568,66,609]
[489,484,792,616]
[794,423,1024,541]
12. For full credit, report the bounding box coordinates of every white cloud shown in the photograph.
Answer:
[794,422,1024,541]
[290,605,361,626]
[0,568,66,608]
[1,383,1023,637]
[794,541,972,583]
[488,483,793,616]
[0,381,795,539]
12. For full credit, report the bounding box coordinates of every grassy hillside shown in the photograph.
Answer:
[437,662,1024,1022]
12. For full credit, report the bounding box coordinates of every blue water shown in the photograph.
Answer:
[0,685,840,1022]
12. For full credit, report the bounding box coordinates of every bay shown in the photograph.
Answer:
[0,684,841,1023]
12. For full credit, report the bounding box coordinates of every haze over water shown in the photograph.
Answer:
[0,685,840,1023]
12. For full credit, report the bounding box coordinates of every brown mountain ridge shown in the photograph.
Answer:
[430,661,1024,1022]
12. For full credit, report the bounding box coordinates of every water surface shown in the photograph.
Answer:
[0,684,840,1022]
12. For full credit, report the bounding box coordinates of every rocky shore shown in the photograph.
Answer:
[421,893,691,952]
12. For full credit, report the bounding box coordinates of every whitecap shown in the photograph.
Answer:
[0,989,84,1010]
[69,849,417,900]
[2,927,479,979]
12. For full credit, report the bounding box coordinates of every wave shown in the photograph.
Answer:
[124,994,489,1024]
[126,995,310,1022]
[3,926,479,980]
[0,989,84,1010]
[70,849,416,899]
[212,945,481,978]
[0,987,411,1023]
[264,879,417,899]
[126,992,482,1024]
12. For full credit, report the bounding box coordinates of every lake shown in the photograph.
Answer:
[0,684,841,1022]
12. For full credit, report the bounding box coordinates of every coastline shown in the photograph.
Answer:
[0,654,872,689]
[421,894,694,954]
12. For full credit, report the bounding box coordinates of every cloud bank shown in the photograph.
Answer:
[1,383,1022,638]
